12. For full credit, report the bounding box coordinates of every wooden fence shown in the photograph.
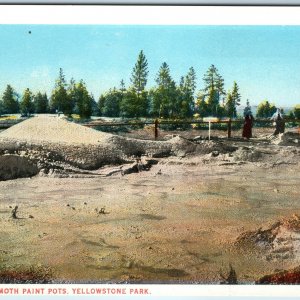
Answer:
[84,118,300,140]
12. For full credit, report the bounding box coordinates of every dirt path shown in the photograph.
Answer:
[0,159,299,283]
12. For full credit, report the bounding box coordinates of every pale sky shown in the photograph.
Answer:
[0,25,300,107]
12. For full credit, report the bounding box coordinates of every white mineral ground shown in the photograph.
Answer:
[0,114,112,145]
[0,115,299,283]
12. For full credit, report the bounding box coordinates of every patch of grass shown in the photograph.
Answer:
[71,114,81,120]
[0,115,17,121]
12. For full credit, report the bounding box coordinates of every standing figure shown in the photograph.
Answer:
[271,108,285,135]
[242,113,254,139]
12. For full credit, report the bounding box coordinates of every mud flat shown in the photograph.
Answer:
[0,115,299,283]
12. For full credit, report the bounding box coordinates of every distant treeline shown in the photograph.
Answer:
[0,70,98,119]
[0,50,299,120]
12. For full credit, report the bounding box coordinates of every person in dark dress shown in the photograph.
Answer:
[271,108,285,135]
[242,113,254,139]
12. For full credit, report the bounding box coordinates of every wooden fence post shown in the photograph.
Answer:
[228,118,232,139]
[154,119,159,140]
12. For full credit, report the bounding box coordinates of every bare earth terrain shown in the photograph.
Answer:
[0,115,299,283]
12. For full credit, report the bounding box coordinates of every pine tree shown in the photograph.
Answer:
[231,82,241,108]
[151,62,177,118]
[185,67,197,97]
[256,101,267,118]
[130,50,148,93]
[120,79,126,94]
[90,94,100,116]
[120,88,148,118]
[50,68,73,115]
[121,51,149,118]
[195,92,208,117]
[101,87,122,117]
[206,86,220,116]
[1,85,19,114]
[98,94,106,116]
[294,104,300,119]
[256,100,276,118]
[20,88,34,116]
[68,77,77,113]
[0,100,3,115]
[177,67,197,118]
[225,82,241,118]
[225,91,235,118]
[202,65,225,116]
[34,92,49,113]
[118,79,126,111]
[75,80,93,119]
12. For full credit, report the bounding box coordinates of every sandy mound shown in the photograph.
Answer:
[0,115,112,145]
[0,115,203,173]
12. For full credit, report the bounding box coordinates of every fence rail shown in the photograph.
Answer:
[84,118,300,140]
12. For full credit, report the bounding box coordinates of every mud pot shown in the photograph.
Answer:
[0,115,299,283]
[0,159,299,283]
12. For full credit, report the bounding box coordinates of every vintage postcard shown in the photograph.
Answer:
[0,4,300,299]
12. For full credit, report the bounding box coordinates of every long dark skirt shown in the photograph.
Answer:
[242,118,252,139]
[274,119,285,135]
